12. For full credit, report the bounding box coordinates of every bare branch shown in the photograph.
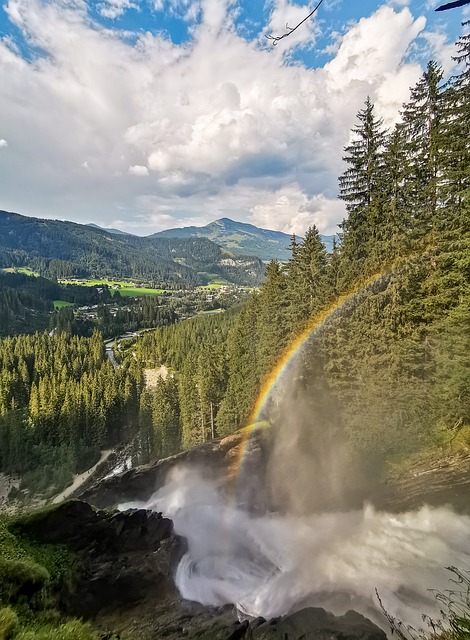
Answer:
[265,0,324,46]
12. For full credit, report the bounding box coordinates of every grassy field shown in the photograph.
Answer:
[203,283,228,290]
[59,278,165,297]
[53,300,75,309]
[197,274,231,289]
[115,287,164,297]
[2,267,39,277]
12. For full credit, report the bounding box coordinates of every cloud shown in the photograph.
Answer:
[98,0,139,19]
[152,0,201,22]
[129,164,149,176]
[0,139,8,148]
[249,186,345,235]
[0,1,439,236]
[420,30,456,74]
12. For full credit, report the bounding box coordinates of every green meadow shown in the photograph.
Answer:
[2,267,39,277]
[59,278,165,297]
[115,287,164,297]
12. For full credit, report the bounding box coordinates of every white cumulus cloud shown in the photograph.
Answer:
[0,0,446,235]
[129,164,149,176]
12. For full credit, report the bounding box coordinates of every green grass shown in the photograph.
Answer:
[58,279,165,297]
[2,268,39,277]
[114,287,164,297]
[197,273,231,289]
[52,301,74,309]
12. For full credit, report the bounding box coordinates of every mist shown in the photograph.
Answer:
[121,464,470,631]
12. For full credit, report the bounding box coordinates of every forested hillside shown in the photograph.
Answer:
[0,212,264,286]
[135,310,238,459]
[0,332,142,496]
[0,271,115,336]
[132,31,469,471]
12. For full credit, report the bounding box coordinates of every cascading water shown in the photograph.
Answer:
[121,465,470,631]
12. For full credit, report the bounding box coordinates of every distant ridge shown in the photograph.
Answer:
[87,223,131,236]
[0,210,264,286]
[152,217,336,261]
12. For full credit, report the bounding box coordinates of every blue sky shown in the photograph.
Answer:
[0,0,468,235]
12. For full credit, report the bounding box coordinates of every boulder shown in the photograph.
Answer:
[248,608,387,640]
[15,500,185,618]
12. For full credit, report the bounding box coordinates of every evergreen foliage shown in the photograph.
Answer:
[1,29,469,495]
[135,312,235,448]
[0,331,141,495]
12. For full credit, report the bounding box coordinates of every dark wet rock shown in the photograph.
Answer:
[113,605,387,640]
[247,608,387,640]
[15,500,185,618]
[226,620,250,640]
[15,502,390,640]
[18,500,174,553]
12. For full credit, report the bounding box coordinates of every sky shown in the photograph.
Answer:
[0,0,468,236]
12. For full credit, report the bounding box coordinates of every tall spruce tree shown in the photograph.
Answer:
[373,124,412,261]
[286,226,329,332]
[257,261,290,376]
[401,60,444,239]
[438,24,470,233]
[338,97,386,278]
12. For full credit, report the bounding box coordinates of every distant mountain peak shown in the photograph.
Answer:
[151,218,336,261]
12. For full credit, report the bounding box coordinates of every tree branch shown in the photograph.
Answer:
[265,0,324,46]
[435,0,470,11]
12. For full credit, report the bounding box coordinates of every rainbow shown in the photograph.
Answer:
[233,264,402,476]
[248,268,392,425]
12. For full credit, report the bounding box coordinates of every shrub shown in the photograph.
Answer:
[0,558,49,604]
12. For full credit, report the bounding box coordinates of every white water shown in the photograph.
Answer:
[121,465,470,631]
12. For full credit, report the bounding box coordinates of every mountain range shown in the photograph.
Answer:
[0,211,264,286]
[151,217,336,261]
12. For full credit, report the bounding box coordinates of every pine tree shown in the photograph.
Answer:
[286,226,329,332]
[339,97,386,276]
[152,377,181,457]
[373,124,412,261]
[257,261,290,376]
[217,295,260,435]
[401,60,444,239]
[438,24,470,234]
